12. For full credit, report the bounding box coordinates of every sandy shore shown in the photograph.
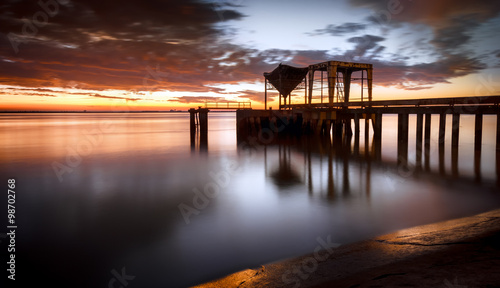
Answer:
[193,209,500,287]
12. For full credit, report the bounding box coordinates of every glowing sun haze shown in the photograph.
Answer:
[1,0,499,111]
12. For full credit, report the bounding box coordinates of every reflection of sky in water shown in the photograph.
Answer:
[0,113,499,287]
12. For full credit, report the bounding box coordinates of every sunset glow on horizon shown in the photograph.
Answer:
[1,0,500,111]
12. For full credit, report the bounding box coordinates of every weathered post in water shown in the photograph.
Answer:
[424,113,431,171]
[416,113,423,169]
[397,113,409,167]
[198,108,209,151]
[189,108,197,150]
[451,113,460,177]
[373,113,382,161]
[475,113,483,151]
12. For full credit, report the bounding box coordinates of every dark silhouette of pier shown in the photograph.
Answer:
[190,60,500,176]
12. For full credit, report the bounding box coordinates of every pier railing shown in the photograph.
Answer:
[282,95,500,114]
[204,101,252,110]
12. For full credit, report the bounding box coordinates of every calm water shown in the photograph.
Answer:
[1,112,499,287]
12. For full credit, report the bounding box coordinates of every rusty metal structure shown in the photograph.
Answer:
[190,59,499,175]
[264,60,373,110]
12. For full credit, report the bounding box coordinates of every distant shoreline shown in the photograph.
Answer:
[0,110,237,113]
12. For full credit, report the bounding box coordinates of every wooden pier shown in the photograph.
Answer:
[191,61,500,171]
[236,95,500,170]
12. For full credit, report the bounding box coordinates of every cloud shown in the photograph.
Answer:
[351,0,500,53]
[430,16,483,51]
[88,93,142,101]
[0,0,497,99]
[0,0,251,92]
[0,0,245,45]
[350,0,500,27]
[4,87,58,93]
[167,96,225,104]
[346,35,385,57]
[265,44,485,91]
[307,22,367,36]
[22,93,57,97]
[237,90,271,104]
[0,91,56,97]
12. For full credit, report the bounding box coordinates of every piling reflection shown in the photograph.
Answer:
[239,124,499,200]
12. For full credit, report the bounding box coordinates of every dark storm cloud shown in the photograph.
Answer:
[271,46,484,91]
[308,22,367,36]
[339,0,500,90]
[349,0,500,25]
[346,35,385,58]
[1,0,498,98]
[430,16,483,51]
[0,0,252,92]
[349,0,500,51]
[1,0,245,44]
[345,54,485,90]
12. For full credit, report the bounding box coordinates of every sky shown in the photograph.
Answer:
[1,0,500,111]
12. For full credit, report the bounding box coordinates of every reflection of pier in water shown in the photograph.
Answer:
[189,60,499,188]
[247,125,500,199]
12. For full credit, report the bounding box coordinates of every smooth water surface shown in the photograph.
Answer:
[0,112,499,287]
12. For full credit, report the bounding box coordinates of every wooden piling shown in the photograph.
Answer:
[475,113,483,151]
[439,113,446,148]
[373,113,382,140]
[198,108,209,151]
[373,113,382,160]
[452,146,459,177]
[416,113,423,168]
[189,109,196,132]
[424,113,431,171]
[354,113,360,139]
[189,108,197,150]
[397,113,409,166]
[344,119,353,137]
[452,113,460,148]
[364,115,370,144]
[497,150,500,187]
[475,150,481,182]
[496,112,500,152]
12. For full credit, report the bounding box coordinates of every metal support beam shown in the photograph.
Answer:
[264,78,267,110]
[308,68,314,105]
[327,64,337,107]
[343,69,353,103]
